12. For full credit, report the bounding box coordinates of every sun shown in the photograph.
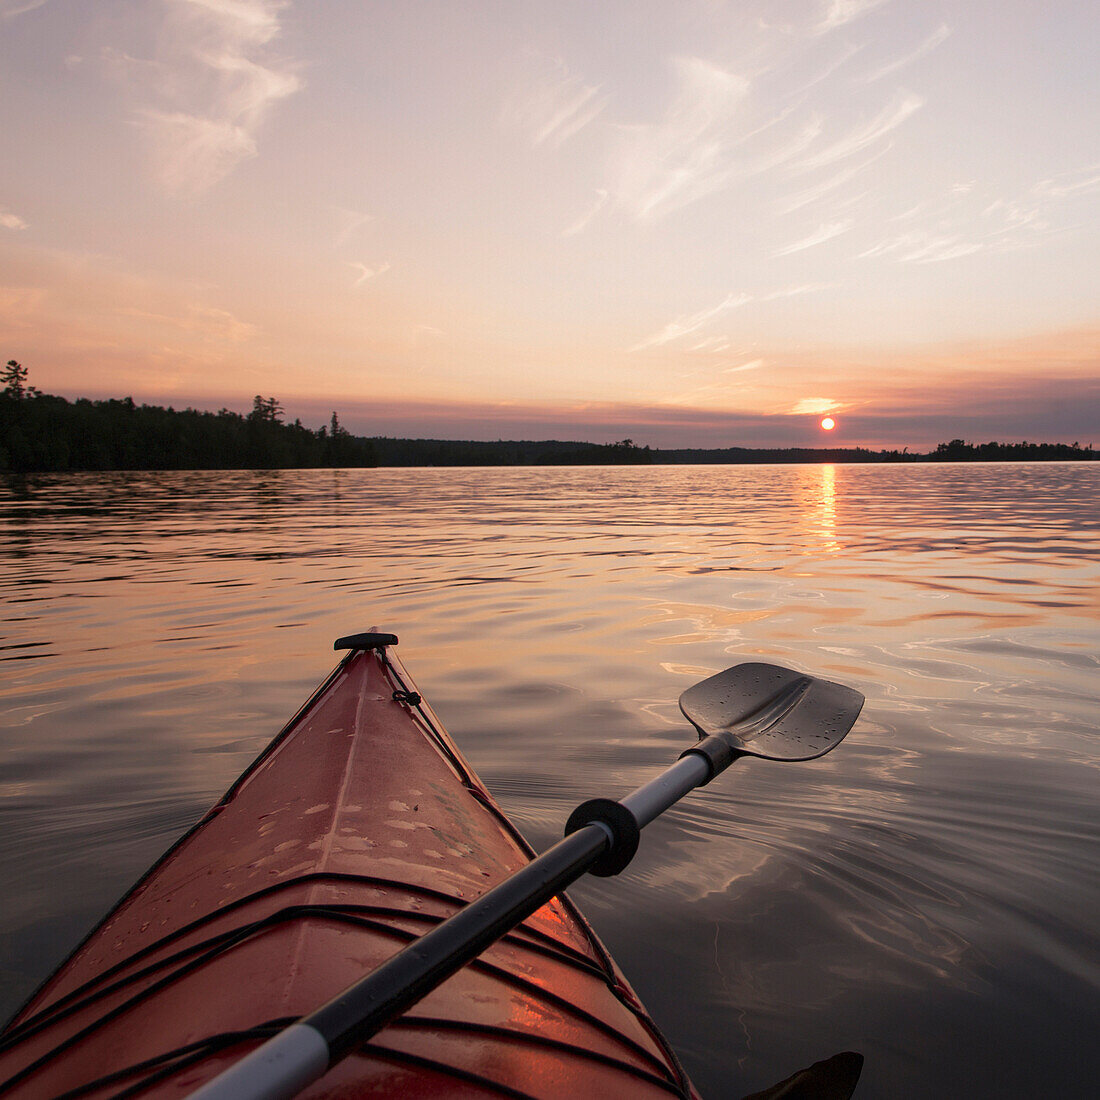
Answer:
[820,416,836,431]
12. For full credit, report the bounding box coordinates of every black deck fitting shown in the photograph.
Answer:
[334,632,400,651]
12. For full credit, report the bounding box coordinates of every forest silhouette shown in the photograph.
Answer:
[2,361,1094,472]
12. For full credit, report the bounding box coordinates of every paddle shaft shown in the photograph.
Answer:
[190,753,715,1100]
[622,752,710,826]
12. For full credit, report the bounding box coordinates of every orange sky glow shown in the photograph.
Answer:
[1,1,1097,449]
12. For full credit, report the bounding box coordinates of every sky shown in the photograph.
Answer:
[1,0,1097,449]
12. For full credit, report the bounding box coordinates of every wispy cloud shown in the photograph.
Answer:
[815,0,890,36]
[777,146,891,213]
[724,358,765,373]
[503,57,608,148]
[790,396,841,415]
[858,23,951,83]
[562,189,609,236]
[632,290,753,350]
[1034,164,1100,200]
[787,42,865,95]
[348,261,390,288]
[634,284,828,350]
[982,165,1100,241]
[689,336,732,353]
[981,199,1045,230]
[1,207,28,230]
[796,91,923,170]
[514,32,917,230]
[134,114,259,195]
[738,115,826,178]
[859,231,983,263]
[0,0,49,18]
[612,56,750,221]
[862,163,1099,264]
[773,218,853,255]
[121,0,302,195]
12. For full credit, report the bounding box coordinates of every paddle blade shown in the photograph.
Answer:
[679,662,863,761]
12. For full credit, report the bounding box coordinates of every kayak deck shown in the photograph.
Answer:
[0,644,697,1098]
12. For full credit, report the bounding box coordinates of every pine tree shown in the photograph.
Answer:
[2,360,29,399]
[248,395,284,422]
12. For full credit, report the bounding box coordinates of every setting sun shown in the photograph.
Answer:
[820,417,836,431]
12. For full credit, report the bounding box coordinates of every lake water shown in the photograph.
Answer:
[1,463,1097,1097]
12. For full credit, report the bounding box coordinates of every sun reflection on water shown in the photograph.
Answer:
[803,462,841,554]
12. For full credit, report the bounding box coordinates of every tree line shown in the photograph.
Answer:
[930,438,1095,461]
[1,361,1095,472]
[0,362,375,472]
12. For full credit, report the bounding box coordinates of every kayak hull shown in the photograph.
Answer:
[0,643,697,1098]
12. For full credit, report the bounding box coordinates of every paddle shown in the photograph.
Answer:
[191,660,864,1100]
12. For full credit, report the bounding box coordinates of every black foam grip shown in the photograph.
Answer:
[564,797,640,877]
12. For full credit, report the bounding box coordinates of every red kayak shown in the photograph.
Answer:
[0,638,698,1098]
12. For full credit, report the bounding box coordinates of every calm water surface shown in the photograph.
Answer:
[1,464,1098,1097]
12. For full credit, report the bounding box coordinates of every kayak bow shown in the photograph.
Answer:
[0,634,865,1099]
[0,638,701,1098]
